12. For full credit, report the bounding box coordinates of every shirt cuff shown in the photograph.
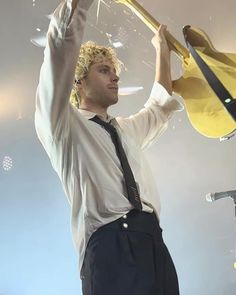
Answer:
[144,81,184,112]
[50,0,94,44]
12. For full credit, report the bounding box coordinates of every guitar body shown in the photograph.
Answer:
[173,26,236,138]
[114,0,236,138]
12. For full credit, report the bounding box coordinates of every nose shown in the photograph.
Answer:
[111,72,119,83]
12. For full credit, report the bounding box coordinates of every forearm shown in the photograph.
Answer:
[151,25,172,95]
[154,52,172,95]
[72,0,79,14]
[70,0,83,22]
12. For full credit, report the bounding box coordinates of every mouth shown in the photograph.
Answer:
[108,87,119,92]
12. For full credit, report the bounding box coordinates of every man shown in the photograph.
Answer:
[35,0,183,294]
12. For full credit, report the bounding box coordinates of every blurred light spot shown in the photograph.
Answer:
[31,32,47,48]
[234,262,236,269]
[113,42,123,48]
[123,9,132,16]
[17,111,23,120]
[36,28,41,32]
[0,86,21,120]
[46,14,53,20]
[106,33,123,48]
[106,27,128,48]
[119,86,144,96]
[2,156,13,172]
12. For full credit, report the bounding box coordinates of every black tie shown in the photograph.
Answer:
[90,115,142,211]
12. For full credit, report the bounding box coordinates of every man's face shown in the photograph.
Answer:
[79,58,120,108]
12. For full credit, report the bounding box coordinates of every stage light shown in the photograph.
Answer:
[0,85,21,120]
[2,156,13,172]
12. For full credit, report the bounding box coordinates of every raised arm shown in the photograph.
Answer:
[152,25,172,95]
[116,25,184,150]
[35,0,94,142]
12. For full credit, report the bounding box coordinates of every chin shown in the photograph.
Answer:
[112,97,119,105]
[108,95,118,105]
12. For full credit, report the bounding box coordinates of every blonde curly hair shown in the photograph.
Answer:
[70,41,123,108]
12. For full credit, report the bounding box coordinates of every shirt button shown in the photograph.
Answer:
[123,223,128,229]
[122,214,127,219]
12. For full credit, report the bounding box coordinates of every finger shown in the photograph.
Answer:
[158,24,167,32]
[159,25,169,40]
[159,26,168,38]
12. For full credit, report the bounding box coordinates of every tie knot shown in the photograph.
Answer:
[90,115,116,134]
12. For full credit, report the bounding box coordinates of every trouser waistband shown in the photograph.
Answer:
[93,209,163,242]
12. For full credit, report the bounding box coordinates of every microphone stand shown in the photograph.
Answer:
[234,199,236,218]
[229,195,236,217]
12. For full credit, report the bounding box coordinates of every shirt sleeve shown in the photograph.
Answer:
[116,81,184,150]
[34,0,94,146]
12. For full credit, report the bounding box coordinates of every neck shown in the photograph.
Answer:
[79,102,108,121]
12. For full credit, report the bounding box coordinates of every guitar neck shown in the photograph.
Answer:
[117,0,189,59]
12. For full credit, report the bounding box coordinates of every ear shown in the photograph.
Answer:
[74,79,84,93]
[74,79,81,85]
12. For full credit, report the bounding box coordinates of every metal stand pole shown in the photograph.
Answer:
[234,200,236,218]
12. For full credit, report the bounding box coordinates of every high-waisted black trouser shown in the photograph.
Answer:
[80,209,179,295]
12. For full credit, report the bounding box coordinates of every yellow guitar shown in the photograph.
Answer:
[114,0,236,138]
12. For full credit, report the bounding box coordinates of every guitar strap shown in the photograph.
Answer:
[183,28,236,122]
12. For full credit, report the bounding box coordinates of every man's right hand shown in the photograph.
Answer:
[71,0,94,13]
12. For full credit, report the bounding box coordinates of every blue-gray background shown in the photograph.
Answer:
[1,0,236,294]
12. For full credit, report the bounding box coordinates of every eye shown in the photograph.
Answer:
[100,68,109,73]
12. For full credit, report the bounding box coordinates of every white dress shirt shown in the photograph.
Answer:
[34,0,184,272]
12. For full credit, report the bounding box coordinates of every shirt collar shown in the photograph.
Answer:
[78,109,116,124]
